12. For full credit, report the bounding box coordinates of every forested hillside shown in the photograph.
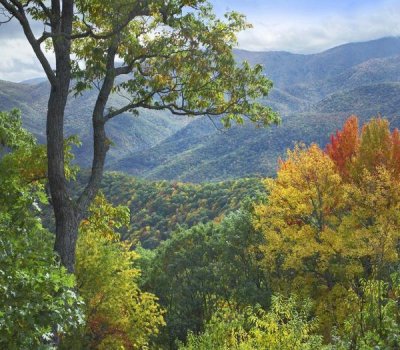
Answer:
[2,38,400,181]
[0,79,190,165]
[74,172,265,248]
[113,37,400,181]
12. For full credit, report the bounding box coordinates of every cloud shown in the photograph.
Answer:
[0,38,47,82]
[0,18,50,82]
[1,1,400,81]
[236,1,400,53]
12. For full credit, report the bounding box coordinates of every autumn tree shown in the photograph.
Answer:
[0,0,278,272]
[255,116,400,339]
[63,194,164,349]
[351,118,400,183]
[325,115,359,179]
[326,116,400,181]
[254,144,345,285]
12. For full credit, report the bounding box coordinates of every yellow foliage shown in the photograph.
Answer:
[254,140,400,339]
[254,144,344,272]
[75,194,165,349]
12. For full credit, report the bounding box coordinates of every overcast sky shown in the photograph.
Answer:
[1,0,400,82]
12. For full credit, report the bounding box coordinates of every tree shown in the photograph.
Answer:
[326,116,400,182]
[139,205,269,348]
[63,194,164,349]
[0,0,278,271]
[331,275,400,349]
[179,295,326,350]
[0,110,83,348]
[255,117,400,339]
[325,115,359,180]
[254,144,345,282]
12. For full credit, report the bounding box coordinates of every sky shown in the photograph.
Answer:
[0,0,400,82]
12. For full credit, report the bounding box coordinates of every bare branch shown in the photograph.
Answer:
[0,7,14,23]
[37,31,51,44]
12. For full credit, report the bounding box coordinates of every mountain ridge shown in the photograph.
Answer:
[113,37,400,181]
[1,37,400,181]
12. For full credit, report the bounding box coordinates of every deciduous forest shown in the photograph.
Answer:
[0,0,400,349]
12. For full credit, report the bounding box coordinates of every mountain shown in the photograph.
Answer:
[2,37,400,181]
[235,37,400,91]
[20,77,47,85]
[112,37,400,181]
[0,79,190,165]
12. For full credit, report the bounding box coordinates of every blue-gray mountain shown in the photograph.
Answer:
[1,37,400,181]
[0,79,190,165]
[113,37,400,181]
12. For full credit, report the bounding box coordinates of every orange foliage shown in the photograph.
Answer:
[325,115,359,179]
[355,118,392,177]
[391,128,400,178]
[326,115,400,181]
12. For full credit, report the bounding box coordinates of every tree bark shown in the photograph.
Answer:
[47,82,77,272]
[46,0,78,273]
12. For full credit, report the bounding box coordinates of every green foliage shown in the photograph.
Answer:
[139,205,269,348]
[70,1,278,127]
[98,172,266,248]
[0,110,83,349]
[179,295,325,350]
[0,221,83,349]
[64,194,165,349]
[0,109,35,149]
[331,275,400,349]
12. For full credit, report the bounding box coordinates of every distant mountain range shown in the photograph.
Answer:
[0,79,190,165]
[1,37,400,181]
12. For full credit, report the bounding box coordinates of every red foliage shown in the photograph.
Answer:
[326,115,359,178]
[391,128,400,178]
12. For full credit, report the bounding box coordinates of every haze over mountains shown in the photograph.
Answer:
[1,37,400,181]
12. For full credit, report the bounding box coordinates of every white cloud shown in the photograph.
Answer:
[0,38,47,82]
[1,1,400,81]
[236,1,400,53]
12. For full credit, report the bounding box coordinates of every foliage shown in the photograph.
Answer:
[179,295,325,350]
[325,115,359,179]
[0,110,83,349]
[69,0,279,126]
[96,172,266,248]
[65,194,165,349]
[139,205,269,348]
[351,118,400,182]
[254,116,400,340]
[331,275,400,349]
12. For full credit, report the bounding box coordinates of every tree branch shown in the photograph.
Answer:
[0,0,56,85]
[77,37,120,213]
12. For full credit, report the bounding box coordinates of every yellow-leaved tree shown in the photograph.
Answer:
[63,194,165,349]
[254,117,400,341]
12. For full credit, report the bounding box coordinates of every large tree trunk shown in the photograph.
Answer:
[47,83,78,272]
[48,39,116,273]
[53,204,79,273]
[0,0,112,273]
[47,0,77,272]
